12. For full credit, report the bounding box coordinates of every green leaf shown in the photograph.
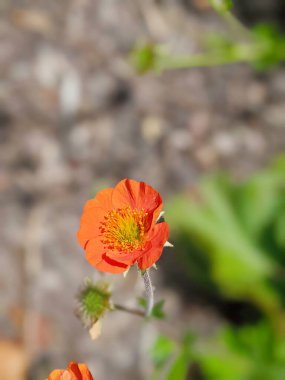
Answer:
[274,207,285,249]
[137,298,166,320]
[151,300,166,320]
[166,349,191,380]
[150,335,175,368]
[137,296,146,308]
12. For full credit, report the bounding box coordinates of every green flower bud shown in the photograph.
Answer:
[130,43,157,74]
[76,279,112,328]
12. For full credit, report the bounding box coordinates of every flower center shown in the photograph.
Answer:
[99,207,148,251]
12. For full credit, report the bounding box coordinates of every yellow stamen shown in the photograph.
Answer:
[100,207,148,251]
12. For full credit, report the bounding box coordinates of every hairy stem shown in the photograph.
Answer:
[142,269,154,317]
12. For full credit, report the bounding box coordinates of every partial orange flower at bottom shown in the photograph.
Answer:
[46,361,94,380]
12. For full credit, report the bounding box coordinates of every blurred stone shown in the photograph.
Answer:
[263,103,285,128]
[241,128,266,155]
[10,9,54,36]
[171,129,192,151]
[191,0,211,11]
[20,130,70,191]
[59,68,82,118]
[34,48,64,89]
[246,82,267,109]
[271,71,285,97]
[141,116,164,144]
[68,123,92,161]
[212,131,237,157]
[188,110,211,141]
[87,72,119,111]
[194,146,218,169]
[0,340,29,380]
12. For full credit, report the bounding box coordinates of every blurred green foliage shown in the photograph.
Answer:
[251,24,285,69]
[150,333,193,380]
[133,3,285,379]
[150,322,285,380]
[199,322,285,380]
[150,155,285,379]
[132,23,285,73]
[208,0,233,15]
[166,155,285,323]
[131,0,285,74]
[204,23,285,70]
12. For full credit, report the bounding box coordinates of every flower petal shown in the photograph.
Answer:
[77,188,113,248]
[62,370,76,380]
[85,238,105,266]
[77,207,106,249]
[68,362,83,379]
[85,239,128,273]
[86,188,113,210]
[78,364,95,380]
[69,362,94,379]
[112,179,163,216]
[47,370,65,380]
[106,246,146,265]
[96,254,129,274]
[137,222,169,270]
[47,363,94,380]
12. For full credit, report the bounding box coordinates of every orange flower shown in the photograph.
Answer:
[46,362,93,380]
[77,179,169,273]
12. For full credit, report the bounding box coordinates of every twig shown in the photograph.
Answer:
[113,304,145,317]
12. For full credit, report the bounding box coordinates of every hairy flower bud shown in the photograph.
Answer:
[76,279,112,328]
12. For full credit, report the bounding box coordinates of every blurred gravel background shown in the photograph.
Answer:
[0,0,285,379]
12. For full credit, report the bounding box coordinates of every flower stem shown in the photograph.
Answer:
[142,269,154,317]
[155,47,256,72]
[223,12,252,40]
[113,304,145,317]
